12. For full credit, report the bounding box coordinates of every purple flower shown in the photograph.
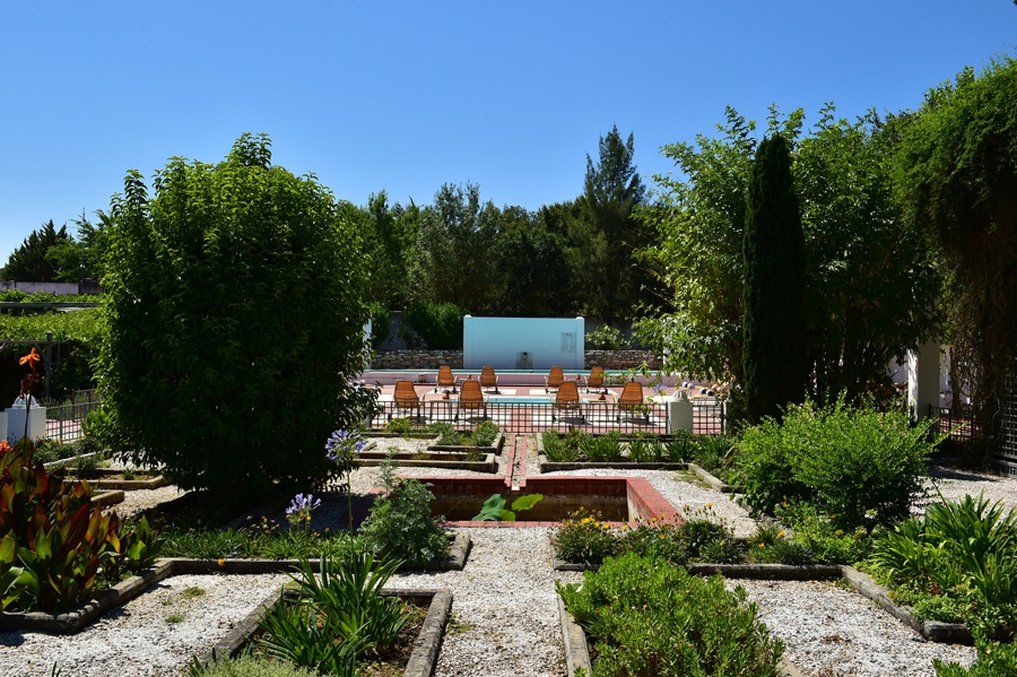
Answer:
[325,429,365,463]
[286,493,321,515]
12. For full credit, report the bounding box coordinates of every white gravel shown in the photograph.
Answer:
[729,579,975,676]
[368,437,435,455]
[0,573,288,677]
[109,484,189,519]
[542,467,757,538]
[388,527,582,677]
[919,465,1017,513]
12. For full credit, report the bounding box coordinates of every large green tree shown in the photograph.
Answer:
[742,135,808,422]
[2,220,73,281]
[99,133,373,497]
[645,106,939,402]
[894,58,1017,442]
[568,126,649,323]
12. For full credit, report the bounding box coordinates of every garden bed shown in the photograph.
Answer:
[428,431,505,455]
[537,453,731,489]
[355,450,498,473]
[55,467,169,490]
[193,587,452,677]
[551,559,974,645]
[0,544,469,634]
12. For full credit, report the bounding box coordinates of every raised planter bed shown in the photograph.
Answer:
[556,591,802,677]
[355,450,498,473]
[0,537,470,635]
[364,431,439,439]
[55,467,169,491]
[94,489,125,508]
[535,436,732,492]
[195,587,452,677]
[428,431,505,455]
[551,559,973,645]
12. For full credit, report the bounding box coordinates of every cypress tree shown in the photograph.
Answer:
[742,135,808,423]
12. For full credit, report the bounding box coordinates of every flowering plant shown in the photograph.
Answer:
[285,493,321,529]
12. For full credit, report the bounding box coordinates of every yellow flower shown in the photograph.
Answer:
[776,530,787,539]
[217,558,225,566]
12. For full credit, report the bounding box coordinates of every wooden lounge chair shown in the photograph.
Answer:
[392,380,421,420]
[583,366,607,393]
[480,365,500,393]
[545,366,565,392]
[617,381,647,422]
[457,379,486,420]
[552,380,583,421]
[435,365,458,393]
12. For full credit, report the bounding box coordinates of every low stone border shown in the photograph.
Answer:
[196,587,452,677]
[0,559,175,633]
[42,450,103,471]
[56,468,169,491]
[364,431,439,440]
[538,454,687,473]
[428,432,505,455]
[355,452,498,473]
[0,534,469,635]
[556,591,802,677]
[94,490,125,508]
[552,559,972,644]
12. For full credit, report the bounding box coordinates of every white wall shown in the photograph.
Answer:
[463,316,585,369]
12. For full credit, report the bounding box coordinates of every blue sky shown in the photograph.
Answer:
[1,1,1015,260]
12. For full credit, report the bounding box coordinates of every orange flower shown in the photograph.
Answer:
[19,348,40,371]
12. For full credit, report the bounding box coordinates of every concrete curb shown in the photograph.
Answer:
[556,591,802,677]
[428,432,505,455]
[355,452,498,473]
[197,586,452,677]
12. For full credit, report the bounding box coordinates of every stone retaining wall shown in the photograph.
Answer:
[369,349,660,370]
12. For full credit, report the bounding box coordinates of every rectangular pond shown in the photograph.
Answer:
[405,476,680,526]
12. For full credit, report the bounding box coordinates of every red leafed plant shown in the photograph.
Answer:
[0,349,160,613]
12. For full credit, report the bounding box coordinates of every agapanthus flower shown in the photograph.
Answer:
[325,429,366,462]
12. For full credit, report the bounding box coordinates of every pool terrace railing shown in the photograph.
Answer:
[43,388,100,443]
[370,399,726,436]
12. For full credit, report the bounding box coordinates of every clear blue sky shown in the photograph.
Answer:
[1,1,1015,260]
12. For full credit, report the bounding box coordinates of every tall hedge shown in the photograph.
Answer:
[98,134,372,497]
[742,135,808,423]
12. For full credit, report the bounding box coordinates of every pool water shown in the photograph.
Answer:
[486,396,552,404]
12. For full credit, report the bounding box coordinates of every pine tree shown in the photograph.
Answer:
[742,135,808,423]
[567,126,648,324]
[1,220,73,281]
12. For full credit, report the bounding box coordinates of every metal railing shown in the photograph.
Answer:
[44,388,100,443]
[369,399,726,436]
[931,404,981,443]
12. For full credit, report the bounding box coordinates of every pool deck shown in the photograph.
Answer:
[364,368,694,389]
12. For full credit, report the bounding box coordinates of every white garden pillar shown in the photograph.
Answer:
[666,394,693,434]
[908,341,942,421]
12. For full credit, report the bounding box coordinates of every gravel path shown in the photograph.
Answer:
[368,437,435,455]
[543,467,757,538]
[109,484,189,519]
[0,573,288,676]
[918,465,1017,513]
[729,579,975,676]
[388,527,582,677]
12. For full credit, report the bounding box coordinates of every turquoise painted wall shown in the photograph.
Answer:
[463,316,585,369]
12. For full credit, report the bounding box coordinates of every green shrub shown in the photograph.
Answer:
[473,420,499,447]
[384,417,413,434]
[935,639,1017,676]
[98,134,374,498]
[367,303,391,348]
[550,510,619,565]
[558,554,785,676]
[401,300,463,349]
[736,399,934,529]
[583,432,623,462]
[868,494,1017,635]
[0,310,100,403]
[359,471,449,569]
[259,550,409,675]
[189,655,317,677]
[627,434,665,463]
[542,431,580,462]
[586,325,629,349]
